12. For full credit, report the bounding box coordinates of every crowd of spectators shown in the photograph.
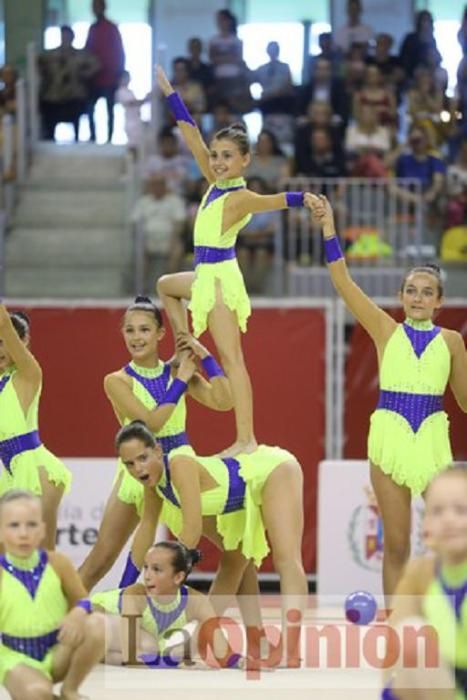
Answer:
[2,0,467,291]
[128,1,467,291]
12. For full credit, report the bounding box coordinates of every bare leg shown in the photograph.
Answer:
[4,665,53,700]
[78,474,139,590]
[370,463,412,604]
[261,459,307,665]
[53,614,105,699]
[156,272,194,342]
[39,467,65,550]
[208,282,256,455]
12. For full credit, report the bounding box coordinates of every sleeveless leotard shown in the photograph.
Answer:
[189,176,252,337]
[0,549,69,683]
[115,360,192,515]
[92,584,189,657]
[156,444,296,567]
[0,368,71,496]
[368,318,452,495]
[382,559,467,700]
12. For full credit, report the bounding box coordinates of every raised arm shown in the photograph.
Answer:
[104,354,197,433]
[445,329,467,412]
[0,305,41,383]
[156,65,214,183]
[178,333,233,411]
[304,194,396,346]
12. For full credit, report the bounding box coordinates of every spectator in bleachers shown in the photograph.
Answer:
[334,0,374,53]
[171,56,206,116]
[345,104,391,158]
[301,57,349,125]
[407,67,444,144]
[295,127,346,178]
[237,176,279,294]
[245,129,290,190]
[115,70,149,158]
[131,172,186,292]
[85,0,125,143]
[307,32,342,79]
[38,25,99,141]
[143,127,189,196]
[399,10,438,80]
[209,99,237,135]
[186,37,215,106]
[0,64,17,117]
[342,42,368,100]
[294,100,344,171]
[446,137,467,227]
[424,46,448,94]
[209,9,251,113]
[353,64,397,128]
[366,33,403,90]
[458,6,467,55]
[252,41,295,118]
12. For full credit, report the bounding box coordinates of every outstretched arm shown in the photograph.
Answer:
[156,66,214,184]
[305,194,396,346]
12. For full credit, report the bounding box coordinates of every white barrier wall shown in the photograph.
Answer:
[317,460,426,599]
[58,459,168,591]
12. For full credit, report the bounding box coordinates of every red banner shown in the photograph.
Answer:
[344,307,467,460]
[16,305,327,573]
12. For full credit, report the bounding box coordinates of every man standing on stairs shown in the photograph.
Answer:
[85,0,125,143]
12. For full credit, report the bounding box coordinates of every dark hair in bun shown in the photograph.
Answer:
[152,541,201,582]
[10,311,30,339]
[124,296,163,328]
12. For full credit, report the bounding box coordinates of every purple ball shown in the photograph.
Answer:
[344,591,377,625]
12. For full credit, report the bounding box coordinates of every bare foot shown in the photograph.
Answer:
[60,689,89,700]
[217,440,258,458]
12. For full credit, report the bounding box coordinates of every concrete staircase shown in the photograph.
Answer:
[5,143,133,298]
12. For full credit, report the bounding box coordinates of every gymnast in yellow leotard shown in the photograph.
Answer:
[0,489,104,700]
[382,465,467,700]
[0,305,71,548]
[78,296,233,591]
[155,65,309,457]
[306,194,467,601]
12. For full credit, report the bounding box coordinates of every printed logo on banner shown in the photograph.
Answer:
[348,487,425,571]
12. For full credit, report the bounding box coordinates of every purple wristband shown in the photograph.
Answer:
[285,192,304,208]
[201,355,225,379]
[167,92,196,126]
[324,236,343,263]
[76,599,92,614]
[160,378,188,406]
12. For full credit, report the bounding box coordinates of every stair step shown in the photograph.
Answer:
[14,189,128,228]
[5,266,127,298]
[6,228,131,266]
[31,142,127,182]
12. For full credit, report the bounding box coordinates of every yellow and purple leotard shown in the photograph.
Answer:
[0,549,68,683]
[0,368,71,496]
[189,176,252,337]
[368,317,452,495]
[155,444,296,567]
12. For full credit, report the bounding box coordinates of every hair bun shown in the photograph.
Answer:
[423,262,441,274]
[11,311,30,325]
[187,548,202,566]
[134,295,154,306]
[230,121,247,134]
